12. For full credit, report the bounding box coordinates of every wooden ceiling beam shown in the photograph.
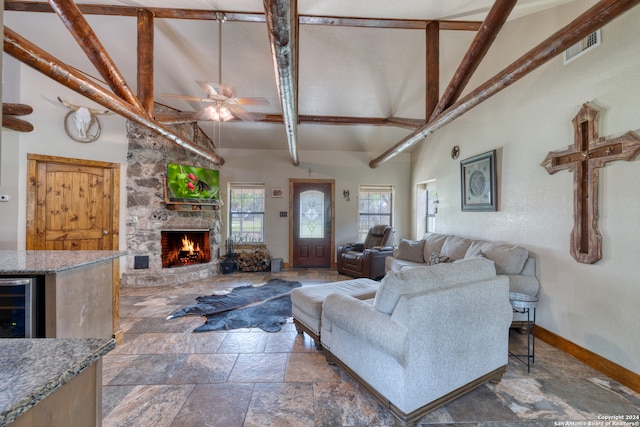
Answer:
[4,26,224,165]
[4,1,482,30]
[425,21,439,120]
[265,114,424,130]
[429,0,517,121]
[137,8,155,117]
[264,0,299,166]
[370,0,640,168]
[2,103,34,132]
[156,113,424,131]
[48,0,144,113]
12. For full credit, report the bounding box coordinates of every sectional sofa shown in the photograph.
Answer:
[385,232,540,301]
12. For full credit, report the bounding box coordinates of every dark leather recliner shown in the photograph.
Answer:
[337,225,395,280]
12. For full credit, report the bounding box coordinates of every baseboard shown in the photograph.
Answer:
[535,326,640,393]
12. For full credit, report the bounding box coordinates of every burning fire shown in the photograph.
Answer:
[181,235,201,254]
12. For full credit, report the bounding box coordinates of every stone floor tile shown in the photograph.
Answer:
[168,330,227,353]
[265,330,317,353]
[169,353,239,384]
[285,351,341,383]
[102,354,140,384]
[217,332,269,353]
[537,376,640,419]
[109,332,186,355]
[102,385,136,420]
[244,382,315,427]
[170,383,254,427]
[102,384,194,427]
[489,377,586,421]
[228,353,288,383]
[125,315,203,334]
[107,354,188,385]
[313,379,395,426]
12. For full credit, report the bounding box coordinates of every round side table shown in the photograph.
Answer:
[509,292,538,373]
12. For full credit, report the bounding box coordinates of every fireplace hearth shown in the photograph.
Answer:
[161,229,211,268]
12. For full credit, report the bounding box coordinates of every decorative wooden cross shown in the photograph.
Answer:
[541,103,640,264]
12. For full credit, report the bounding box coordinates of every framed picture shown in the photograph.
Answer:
[271,188,284,198]
[460,150,497,211]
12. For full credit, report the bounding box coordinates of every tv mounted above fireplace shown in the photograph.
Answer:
[166,163,220,203]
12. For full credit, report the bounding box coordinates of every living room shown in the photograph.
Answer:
[1,0,639,425]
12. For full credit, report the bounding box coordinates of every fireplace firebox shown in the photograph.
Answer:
[161,229,210,268]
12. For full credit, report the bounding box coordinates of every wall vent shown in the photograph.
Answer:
[564,30,601,64]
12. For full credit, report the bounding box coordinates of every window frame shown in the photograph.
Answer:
[228,183,266,245]
[357,185,394,242]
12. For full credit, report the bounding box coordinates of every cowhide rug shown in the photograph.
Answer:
[167,278,302,333]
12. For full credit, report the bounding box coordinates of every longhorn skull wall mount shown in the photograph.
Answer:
[57,97,111,143]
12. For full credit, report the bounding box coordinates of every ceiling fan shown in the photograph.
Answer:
[162,13,268,122]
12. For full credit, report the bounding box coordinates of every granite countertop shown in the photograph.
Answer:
[0,250,129,274]
[0,338,115,426]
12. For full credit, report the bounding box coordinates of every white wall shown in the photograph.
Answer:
[218,148,410,262]
[411,1,640,374]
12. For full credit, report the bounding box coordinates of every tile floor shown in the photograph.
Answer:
[103,269,640,427]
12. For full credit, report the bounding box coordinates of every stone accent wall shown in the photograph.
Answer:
[122,110,221,287]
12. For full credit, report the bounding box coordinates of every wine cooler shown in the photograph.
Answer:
[0,277,43,338]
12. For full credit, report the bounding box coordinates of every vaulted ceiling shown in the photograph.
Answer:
[4,0,639,167]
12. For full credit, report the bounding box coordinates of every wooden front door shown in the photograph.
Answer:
[27,154,120,250]
[290,179,334,268]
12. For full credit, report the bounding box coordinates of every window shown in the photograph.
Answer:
[358,185,393,242]
[299,190,325,238]
[228,184,265,244]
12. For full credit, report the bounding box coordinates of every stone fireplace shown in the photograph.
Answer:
[121,109,222,287]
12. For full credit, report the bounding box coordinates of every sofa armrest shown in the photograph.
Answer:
[371,245,394,252]
[321,293,408,364]
[350,243,364,252]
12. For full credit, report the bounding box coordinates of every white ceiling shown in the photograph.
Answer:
[4,0,576,155]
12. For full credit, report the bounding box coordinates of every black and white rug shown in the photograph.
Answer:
[167,278,302,333]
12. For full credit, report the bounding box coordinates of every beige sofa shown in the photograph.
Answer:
[320,258,512,427]
[385,232,540,299]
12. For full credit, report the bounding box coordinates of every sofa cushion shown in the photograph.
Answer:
[396,239,425,263]
[373,258,497,314]
[440,235,473,260]
[465,240,529,275]
[422,232,449,262]
[427,251,450,265]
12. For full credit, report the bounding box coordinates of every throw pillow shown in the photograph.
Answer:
[395,239,425,263]
[422,233,449,261]
[440,235,473,260]
[427,251,450,265]
[464,241,529,275]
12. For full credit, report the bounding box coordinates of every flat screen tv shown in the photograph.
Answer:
[166,163,220,203]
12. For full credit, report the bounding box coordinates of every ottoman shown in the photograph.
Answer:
[291,278,379,349]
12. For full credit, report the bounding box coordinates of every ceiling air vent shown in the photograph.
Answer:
[564,29,601,64]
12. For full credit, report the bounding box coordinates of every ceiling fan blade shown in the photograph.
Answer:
[234,97,269,106]
[196,81,219,97]
[196,81,235,98]
[218,83,234,98]
[161,93,213,103]
[226,104,260,121]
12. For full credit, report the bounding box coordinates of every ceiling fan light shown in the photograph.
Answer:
[220,107,235,122]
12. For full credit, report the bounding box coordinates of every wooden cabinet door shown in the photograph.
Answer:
[27,154,119,250]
